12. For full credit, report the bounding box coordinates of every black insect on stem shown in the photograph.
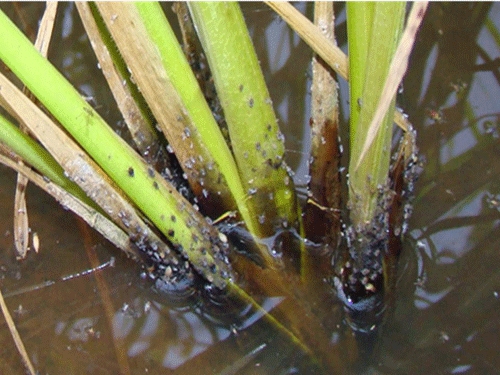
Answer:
[83,106,94,117]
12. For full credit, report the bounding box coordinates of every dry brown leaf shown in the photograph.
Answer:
[13,175,29,258]
[0,71,174,262]
[266,1,411,133]
[75,2,160,157]
[0,153,139,260]
[13,2,58,259]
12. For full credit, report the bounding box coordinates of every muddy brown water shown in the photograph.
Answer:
[0,3,499,374]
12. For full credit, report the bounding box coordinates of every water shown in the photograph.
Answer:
[0,2,499,374]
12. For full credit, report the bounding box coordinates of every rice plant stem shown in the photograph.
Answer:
[188,3,300,230]
[347,2,405,227]
[0,8,231,288]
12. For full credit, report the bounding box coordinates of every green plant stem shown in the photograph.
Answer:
[0,114,89,204]
[188,2,301,236]
[346,2,374,151]
[347,2,405,227]
[0,8,231,288]
[96,2,280,268]
[131,2,240,205]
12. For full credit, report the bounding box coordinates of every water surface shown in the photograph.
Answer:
[0,2,499,374]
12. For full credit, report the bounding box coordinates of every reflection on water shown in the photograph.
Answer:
[0,2,499,374]
[110,294,283,370]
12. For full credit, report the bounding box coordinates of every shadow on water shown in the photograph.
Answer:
[0,2,499,374]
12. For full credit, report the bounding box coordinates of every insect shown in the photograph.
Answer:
[426,108,445,123]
